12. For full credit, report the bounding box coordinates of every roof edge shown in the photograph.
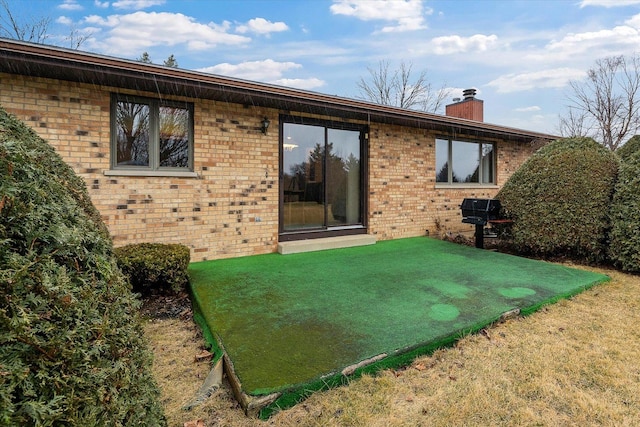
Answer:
[0,38,557,142]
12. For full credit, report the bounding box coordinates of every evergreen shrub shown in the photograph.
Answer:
[115,243,190,293]
[0,106,166,426]
[615,134,640,162]
[608,150,640,272]
[496,137,618,262]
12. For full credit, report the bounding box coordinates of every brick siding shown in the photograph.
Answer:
[1,72,535,261]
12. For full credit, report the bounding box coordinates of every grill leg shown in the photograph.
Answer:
[475,224,484,249]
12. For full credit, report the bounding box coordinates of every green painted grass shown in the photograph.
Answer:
[189,237,609,416]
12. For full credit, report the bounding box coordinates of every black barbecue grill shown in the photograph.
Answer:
[460,198,502,248]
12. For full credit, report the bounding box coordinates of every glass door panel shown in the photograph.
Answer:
[282,123,325,230]
[326,129,361,226]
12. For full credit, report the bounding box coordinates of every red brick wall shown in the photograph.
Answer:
[445,98,484,122]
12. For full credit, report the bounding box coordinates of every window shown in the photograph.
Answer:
[110,94,193,173]
[435,138,495,184]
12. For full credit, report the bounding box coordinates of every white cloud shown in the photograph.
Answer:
[83,12,250,54]
[198,59,302,81]
[516,12,640,66]
[58,0,83,11]
[580,0,640,7]
[111,0,165,10]
[515,106,541,112]
[330,0,429,32]
[546,25,640,53]
[56,16,74,25]
[447,87,481,100]
[198,60,325,90]
[235,18,289,35]
[487,68,585,93]
[94,1,110,8]
[271,78,326,90]
[624,13,640,29]
[431,34,498,55]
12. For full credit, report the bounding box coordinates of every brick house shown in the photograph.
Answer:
[0,39,554,261]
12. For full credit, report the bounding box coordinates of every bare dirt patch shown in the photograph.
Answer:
[142,313,255,426]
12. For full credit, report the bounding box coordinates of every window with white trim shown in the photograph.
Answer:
[110,94,193,172]
[435,138,495,184]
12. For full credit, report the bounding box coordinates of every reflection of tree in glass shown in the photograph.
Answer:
[465,167,479,183]
[463,145,494,182]
[331,152,360,221]
[116,102,189,168]
[159,106,189,167]
[286,142,361,211]
[436,162,449,183]
[327,143,347,217]
[345,153,360,173]
[437,162,462,183]
[287,142,322,202]
[116,102,149,166]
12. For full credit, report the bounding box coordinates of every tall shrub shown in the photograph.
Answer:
[608,150,640,272]
[496,137,618,262]
[615,134,640,162]
[0,107,166,426]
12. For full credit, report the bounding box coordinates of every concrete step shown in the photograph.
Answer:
[278,234,376,255]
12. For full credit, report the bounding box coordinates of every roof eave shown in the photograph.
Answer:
[0,38,557,143]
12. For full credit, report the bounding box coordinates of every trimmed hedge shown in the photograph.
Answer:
[496,137,618,262]
[115,243,191,293]
[615,134,640,162]
[0,106,166,426]
[608,150,640,272]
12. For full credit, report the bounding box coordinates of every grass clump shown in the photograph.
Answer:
[496,137,618,262]
[115,243,190,293]
[608,150,640,272]
[0,106,166,426]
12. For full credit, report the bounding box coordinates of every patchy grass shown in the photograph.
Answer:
[144,266,640,426]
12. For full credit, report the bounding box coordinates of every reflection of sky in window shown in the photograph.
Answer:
[328,128,359,161]
[452,140,479,181]
[283,124,360,173]
[283,123,324,173]
[435,139,448,173]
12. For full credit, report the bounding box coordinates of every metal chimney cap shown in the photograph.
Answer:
[463,88,477,99]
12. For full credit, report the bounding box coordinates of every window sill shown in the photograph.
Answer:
[104,170,200,178]
[435,183,499,190]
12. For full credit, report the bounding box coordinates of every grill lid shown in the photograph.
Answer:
[460,198,501,225]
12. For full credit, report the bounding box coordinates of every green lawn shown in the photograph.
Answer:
[189,237,608,417]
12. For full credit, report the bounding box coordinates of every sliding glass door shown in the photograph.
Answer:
[281,119,364,234]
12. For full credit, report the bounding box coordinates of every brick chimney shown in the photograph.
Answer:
[445,88,483,122]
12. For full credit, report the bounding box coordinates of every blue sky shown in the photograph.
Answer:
[6,0,640,133]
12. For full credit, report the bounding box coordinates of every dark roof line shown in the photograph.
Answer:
[0,38,556,143]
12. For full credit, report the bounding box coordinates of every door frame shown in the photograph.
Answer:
[278,114,369,241]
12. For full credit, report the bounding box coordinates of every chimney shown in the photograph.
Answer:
[445,88,483,122]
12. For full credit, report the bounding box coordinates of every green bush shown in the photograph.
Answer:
[608,150,640,272]
[496,137,619,262]
[615,134,640,162]
[115,243,191,293]
[0,106,166,426]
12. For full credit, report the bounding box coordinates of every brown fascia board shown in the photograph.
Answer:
[0,38,557,143]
